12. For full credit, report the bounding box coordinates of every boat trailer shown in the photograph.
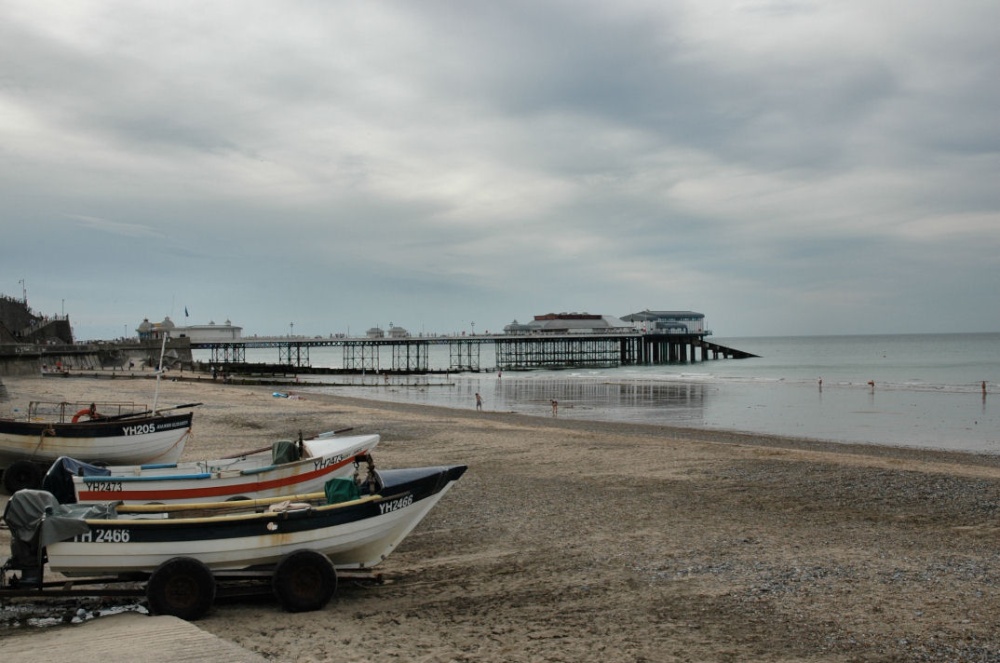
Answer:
[1,553,383,620]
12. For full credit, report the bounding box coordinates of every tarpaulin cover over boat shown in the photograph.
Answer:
[271,440,301,464]
[3,489,115,573]
[41,456,112,504]
[324,477,361,504]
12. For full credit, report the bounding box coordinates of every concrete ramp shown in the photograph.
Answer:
[1,612,267,663]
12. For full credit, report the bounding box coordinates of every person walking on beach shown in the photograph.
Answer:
[475,392,483,411]
[551,399,558,416]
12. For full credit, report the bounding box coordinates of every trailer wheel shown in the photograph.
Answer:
[272,550,337,613]
[147,556,216,620]
[3,460,44,493]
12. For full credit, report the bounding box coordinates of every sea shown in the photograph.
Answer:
[195,333,1000,454]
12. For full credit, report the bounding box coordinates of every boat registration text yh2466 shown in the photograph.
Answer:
[75,529,131,543]
[379,494,413,514]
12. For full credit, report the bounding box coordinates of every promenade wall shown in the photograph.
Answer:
[0,339,193,377]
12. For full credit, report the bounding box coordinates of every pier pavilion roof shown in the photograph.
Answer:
[621,310,704,322]
[526,312,631,333]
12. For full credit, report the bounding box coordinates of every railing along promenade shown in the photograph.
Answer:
[190,331,757,374]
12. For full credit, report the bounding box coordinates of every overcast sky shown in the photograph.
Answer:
[3,1,998,340]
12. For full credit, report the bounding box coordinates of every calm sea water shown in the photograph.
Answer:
[196,333,1000,454]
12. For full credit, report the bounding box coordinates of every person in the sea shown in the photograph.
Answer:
[475,393,483,411]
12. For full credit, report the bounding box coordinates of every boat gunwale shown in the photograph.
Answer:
[79,493,391,525]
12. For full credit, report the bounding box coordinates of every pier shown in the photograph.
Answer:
[191,332,756,373]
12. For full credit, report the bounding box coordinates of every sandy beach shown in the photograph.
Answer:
[4,373,1000,662]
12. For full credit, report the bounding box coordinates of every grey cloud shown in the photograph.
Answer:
[2,1,999,339]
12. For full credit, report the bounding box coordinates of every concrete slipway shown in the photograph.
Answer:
[0,612,268,663]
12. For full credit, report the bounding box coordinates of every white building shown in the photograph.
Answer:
[138,317,242,342]
[620,310,706,334]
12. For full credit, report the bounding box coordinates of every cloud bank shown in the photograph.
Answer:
[2,0,998,339]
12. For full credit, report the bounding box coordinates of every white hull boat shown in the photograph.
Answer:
[2,464,467,618]
[0,401,194,493]
[42,432,380,505]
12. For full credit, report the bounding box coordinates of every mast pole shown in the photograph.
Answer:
[152,330,168,413]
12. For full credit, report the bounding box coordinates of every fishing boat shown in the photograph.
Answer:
[0,401,195,493]
[41,431,380,505]
[2,463,467,619]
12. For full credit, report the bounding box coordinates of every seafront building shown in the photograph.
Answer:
[137,317,242,343]
[0,294,73,345]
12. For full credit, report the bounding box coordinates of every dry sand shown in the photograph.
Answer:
[3,373,1000,662]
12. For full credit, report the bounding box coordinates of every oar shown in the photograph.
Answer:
[152,402,203,414]
[98,402,203,422]
[220,426,356,459]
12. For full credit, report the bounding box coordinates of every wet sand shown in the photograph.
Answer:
[4,374,1000,662]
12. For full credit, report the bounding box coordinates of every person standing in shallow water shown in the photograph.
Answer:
[475,393,483,411]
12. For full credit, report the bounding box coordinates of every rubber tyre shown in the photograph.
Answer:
[3,460,44,493]
[272,550,337,613]
[146,557,216,620]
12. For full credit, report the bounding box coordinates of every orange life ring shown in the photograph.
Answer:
[71,408,97,423]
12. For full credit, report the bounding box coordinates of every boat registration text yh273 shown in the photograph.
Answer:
[88,481,125,492]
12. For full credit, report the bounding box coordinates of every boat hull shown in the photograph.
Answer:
[61,434,380,504]
[44,465,467,575]
[0,413,192,469]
